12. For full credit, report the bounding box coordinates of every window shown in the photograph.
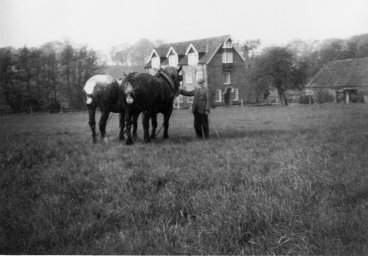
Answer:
[185,84,194,103]
[185,84,195,91]
[188,52,198,65]
[168,54,178,67]
[223,39,232,48]
[151,56,160,69]
[222,51,233,63]
[223,72,231,84]
[196,71,203,82]
[173,95,182,109]
[186,72,192,84]
[232,88,239,101]
[186,45,199,65]
[215,89,222,102]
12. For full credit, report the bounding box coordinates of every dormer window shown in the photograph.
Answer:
[188,51,198,65]
[223,39,232,48]
[151,52,160,69]
[186,44,198,66]
[168,51,178,67]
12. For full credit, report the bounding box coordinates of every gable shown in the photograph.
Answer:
[205,36,245,64]
[148,49,160,60]
[185,44,199,55]
[166,46,178,58]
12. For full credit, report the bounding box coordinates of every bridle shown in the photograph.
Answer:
[158,70,178,95]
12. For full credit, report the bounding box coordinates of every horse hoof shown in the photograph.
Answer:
[144,137,151,143]
[102,137,108,143]
[119,135,125,141]
[126,138,133,145]
[92,137,97,143]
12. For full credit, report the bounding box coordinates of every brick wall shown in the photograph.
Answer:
[207,47,247,107]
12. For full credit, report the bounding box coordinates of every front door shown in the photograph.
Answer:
[224,87,232,106]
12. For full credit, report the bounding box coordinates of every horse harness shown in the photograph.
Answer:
[158,70,177,95]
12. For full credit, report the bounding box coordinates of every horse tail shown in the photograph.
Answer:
[83,78,97,105]
[124,81,134,104]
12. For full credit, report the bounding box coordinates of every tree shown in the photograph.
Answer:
[132,38,156,66]
[346,34,368,58]
[59,42,101,108]
[242,39,261,60]
[39,43,59,106]
[109,38,163,69]
[0,41,102,112]
[0,47,18,111]
[59,43,75,107]
[250,47,302,106]
[110,43,130,65]
[16,47,34,99]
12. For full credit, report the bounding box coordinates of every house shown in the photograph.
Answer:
[144,35,247,108]
[305,57,368,103]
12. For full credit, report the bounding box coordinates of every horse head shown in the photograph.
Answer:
[159,66,183,96]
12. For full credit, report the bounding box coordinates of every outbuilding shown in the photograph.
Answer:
[306,57,368,103]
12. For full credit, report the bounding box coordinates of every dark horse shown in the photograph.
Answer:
[123,66,182,145]
[83,74,138,143]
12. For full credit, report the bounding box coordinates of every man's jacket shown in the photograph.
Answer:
[180,87,210,114]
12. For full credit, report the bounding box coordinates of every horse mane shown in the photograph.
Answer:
[161,66,178,77]
[124,72,138,81]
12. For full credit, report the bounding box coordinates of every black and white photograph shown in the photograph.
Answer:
[1,0,368,254]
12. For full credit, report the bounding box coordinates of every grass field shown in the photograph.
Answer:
[1,104,368,254]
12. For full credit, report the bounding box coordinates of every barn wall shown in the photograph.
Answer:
[310,88,336,103]
[310,87,368,103]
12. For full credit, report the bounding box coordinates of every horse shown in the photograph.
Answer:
[123,66,182,145]
[83,74,138,143]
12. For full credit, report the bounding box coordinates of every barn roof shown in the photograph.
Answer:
[146,35,244,68]
[306,57,368,89]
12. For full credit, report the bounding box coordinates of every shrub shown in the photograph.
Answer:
[315,89,335,104]
[299,95,314,104]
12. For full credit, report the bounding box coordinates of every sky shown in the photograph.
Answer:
[1,0,368,51]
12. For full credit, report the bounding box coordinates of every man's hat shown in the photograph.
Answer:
[197,78,204,84]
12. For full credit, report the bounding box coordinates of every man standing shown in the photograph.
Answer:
[180,78,210,139]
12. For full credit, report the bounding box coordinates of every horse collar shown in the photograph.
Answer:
[159,70,176,92]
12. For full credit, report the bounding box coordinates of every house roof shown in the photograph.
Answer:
[306,57,368,89]
[147,35,240,67]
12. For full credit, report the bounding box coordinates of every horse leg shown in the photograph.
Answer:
[119,111,125,141]
[125,110,134,145]
[88,105,97,143]
[142,111,151,143]
[150,113,158,139]
[99,110,110,143]
[132,113,138,140]
[163,107,173,139]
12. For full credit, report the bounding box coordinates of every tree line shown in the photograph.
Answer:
[1,34,368,112]
[0,41,101,112]
[243,33,368,105]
